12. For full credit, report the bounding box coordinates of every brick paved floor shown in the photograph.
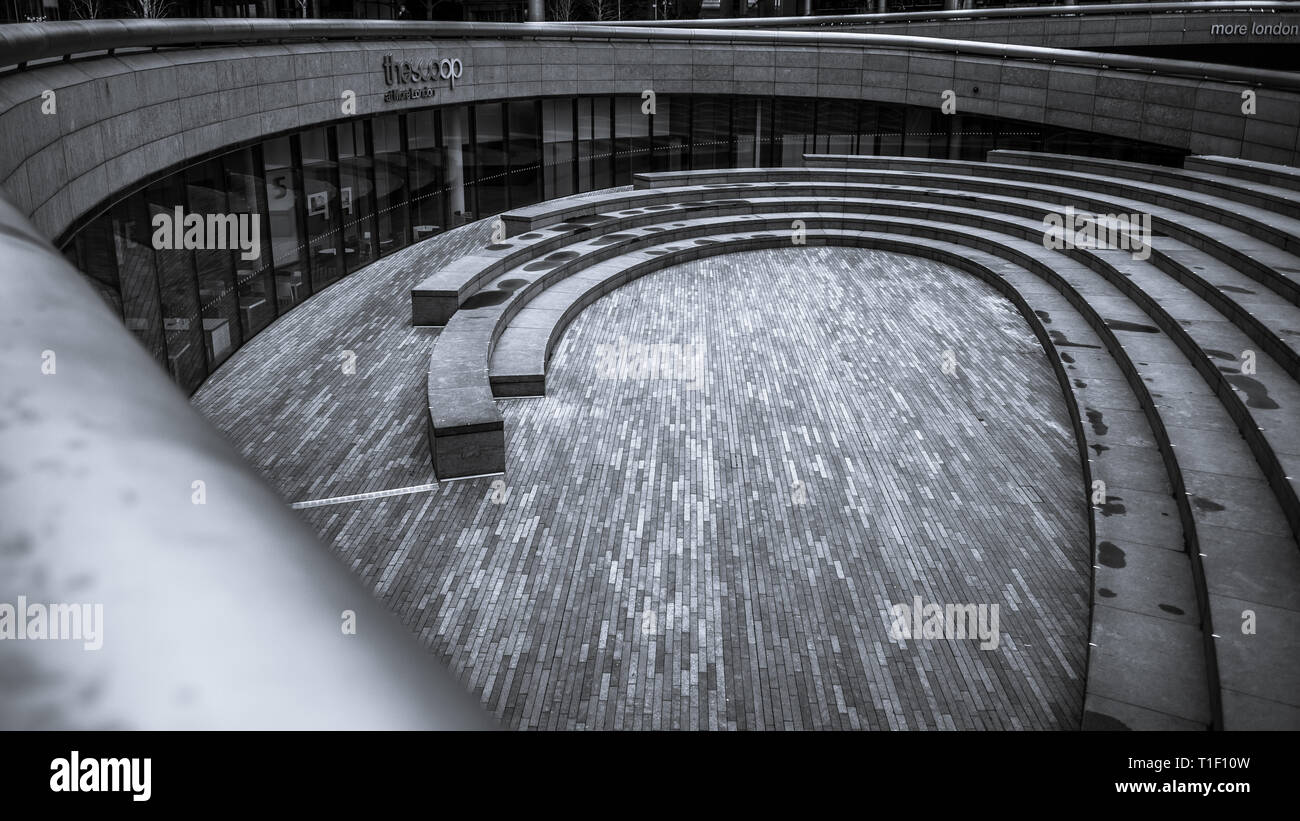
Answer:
[193,222,1089,730]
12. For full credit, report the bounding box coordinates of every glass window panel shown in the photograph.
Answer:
[903,106,946,158]
[731,97,763,169]
[71,214,123,317]
[774,98,814,167]
[691,96,731,171]
[876,106,905,156]
[995,118,1043,153]
[652,94,689,173]
[373,114,410,255]
[474,102,508,215]
[542,97,575,200]
[300,127,344,292]
[814,99,857,156]
[145,175,207,392]
[508,100,542,209]
[225,146,277,338]
[337,120,378,273]
[407,109,444,240]
[263,135,310,314]
[442,106,472,226]
[110,193,166,366]
[612,95,650,184]
[577,97,613,192]
[186,158,243,370]
[954,113,997,161]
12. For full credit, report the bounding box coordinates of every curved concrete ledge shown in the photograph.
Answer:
[0,194,489,729]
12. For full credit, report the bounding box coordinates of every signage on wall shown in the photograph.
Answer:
[1210,20,1299,37]
[381,55,465,104]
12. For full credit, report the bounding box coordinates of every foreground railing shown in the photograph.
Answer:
[0,194,490,730]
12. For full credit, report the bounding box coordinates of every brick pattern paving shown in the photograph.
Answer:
[193,227,1090,730]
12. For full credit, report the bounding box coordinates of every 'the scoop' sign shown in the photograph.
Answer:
[381,54,464,103]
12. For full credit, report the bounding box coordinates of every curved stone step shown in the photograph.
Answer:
[647,164,1300,307]
[491,181,1300,381]
[804,154,1300,255]
[1185,156,1300,194]
[987,149,1300,221]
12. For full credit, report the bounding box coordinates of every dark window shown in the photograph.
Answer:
[262,135,310,315]
[373,114,410,255]
[110,193,166,368]
[337,120,378,273]
[508,100,543,209]
[300,127,344,293]
[186,158,243,369]
[474,102,509,215]
[542,98,576,200]
[408,109,445,240]
[225,146,277,338]
[146,175,206,393]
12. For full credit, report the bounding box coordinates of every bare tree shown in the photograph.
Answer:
[547,0,577,21]
[296,0,310,17]
[584,0,616,20]
[67,0,105,18]
[127,0,175,17]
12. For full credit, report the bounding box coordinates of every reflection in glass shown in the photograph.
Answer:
[442,106,471,226]
[691,96,731,171]
[263,135,310,315]
[774,98,815,167]
[815,99,857,155]
[653,95,689,173]
[110,193,166,366]
[337,120,378,273]
[225,146,277,338]
[542,98,575,199]
[408,109,444,241]
[146,175,206,392]
[474,102,508,215]
[301,127,343,293]
[186,158,243,369]
[508,100,542,209]
[373,114,410,254]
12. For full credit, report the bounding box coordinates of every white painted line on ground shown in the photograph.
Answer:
[290,482,442,509]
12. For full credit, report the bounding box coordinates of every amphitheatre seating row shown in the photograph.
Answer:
[411,152,1300,731]
[1184,156,1300,194]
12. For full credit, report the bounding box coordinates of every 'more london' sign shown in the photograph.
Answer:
[1211,20,1299,37]
[381,54,464,103]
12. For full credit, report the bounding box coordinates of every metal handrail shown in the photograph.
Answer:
[597,1,1300,28]
[2,18,1298,90]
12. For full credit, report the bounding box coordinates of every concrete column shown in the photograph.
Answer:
[528,0,545,21]
[944,0,958,9]
[876,0,887,13]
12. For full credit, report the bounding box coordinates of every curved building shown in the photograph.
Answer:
[1,3,1298,731]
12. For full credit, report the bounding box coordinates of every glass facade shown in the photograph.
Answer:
[61,94,1184,394]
